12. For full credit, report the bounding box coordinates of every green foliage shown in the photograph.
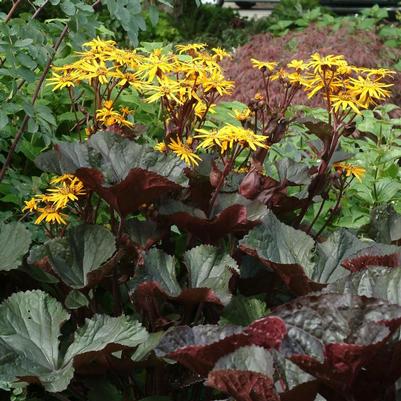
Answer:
[0,222,31,271]
[0,0,169,216]
[3,7,401,400]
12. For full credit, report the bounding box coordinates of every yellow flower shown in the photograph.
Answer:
[307,53,347,73]
[76,59,114,84]
[212,47,231,62]
[82,37,116,51]
[347,76,392,106]
[96,103,134,128]
[202,68,234,96]
[47,178,86,209]
[154,142,167,152]
[35,205,67,225]
[233,107,252,122]
[22,198,38,213]
[359,67,395,78]
[195,124,268,154]
[113,70,144,91]
[330,92,363,114]
[176,43,207,54]
[287,59,307,70]
[168,137,202,167]
[146,76,182,104]
[301,71,342,99]
[50,174,75,185]
[250,59,277,72]
[334,162,366,182]
[137,49,173,82]
[47,71,78,91]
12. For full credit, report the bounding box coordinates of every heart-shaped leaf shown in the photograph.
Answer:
[155,317,286,376]
[0,290,72,392]
[184,245,238,305]
[41,224,116,288]
[239,210,320,294]
[274,293,401,394]
[0,291,148,392]
[207,346,279,401]
[0,222,32,271]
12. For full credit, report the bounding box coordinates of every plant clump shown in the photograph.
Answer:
[2,38,401,401]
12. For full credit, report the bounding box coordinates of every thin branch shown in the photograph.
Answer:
[0,24,69,182]
[31,0,50,19]
[5,0,23,23]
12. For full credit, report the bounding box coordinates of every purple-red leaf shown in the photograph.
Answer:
[207,369,280,401]
[76,167,180,217]
[155,317,286,376]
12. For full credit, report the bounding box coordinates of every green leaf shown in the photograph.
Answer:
[240,211,314,272]
[0,111,9,130]
[184,245,238,305]
[132,331,164,362]
[312,229,367,284]
[65,290,89,309]
[239,211,315,294]
[148,5,159,26]
[212,345,274,375]
[0,222,32,271]
[220,295,268,326]
[324,267,401,306]
[0,292,147,392]
[43,224,116,288]
[35,131,187,186]
[125,219,162,249]
[275,158,311,185]
[369,205,401,244]
[60,0,76,15]
[64,314,148,361]
[129,248,181,297]
[0,290,73,392]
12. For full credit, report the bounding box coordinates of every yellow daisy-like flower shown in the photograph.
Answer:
[168,137,202,167]
[195,124,268,154]
[47,71,78,91]
[250,58,278,72]
[358,67,396,78]
[233,107,252,122]
[176,43,207,54]
[334,162,366,182]
[49,174,75,185]
[212,47,232,62]
[137,49,173,82]
[82,37,116,51]
[22,198,38,213]
[146,76,182,104]
[201,68,234,96]
[154,142,167,153]
[287,59,307,70]
[47,178,86,209]
[330,92,364,115]
[35,205,68,225]
[307,53,348,73]
[347,76,392,106]
[76,59,114,84]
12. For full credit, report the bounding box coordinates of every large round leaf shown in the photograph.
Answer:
[0,222,31,271]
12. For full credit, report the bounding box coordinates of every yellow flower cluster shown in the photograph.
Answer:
[154,124,269,167]
[333,162,366,182]
[251,53,394,115]
[22,175,86,225]
[96,100,134,128]
[196,125,268,154]
[48,39,234,134]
